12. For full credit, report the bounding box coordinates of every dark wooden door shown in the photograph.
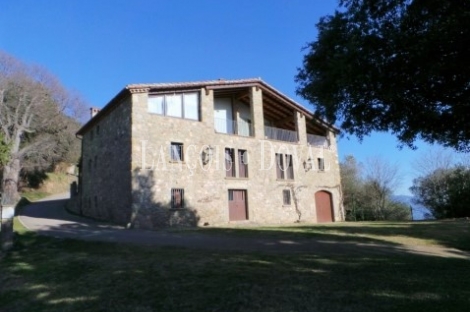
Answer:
[228,190,248,221]
[315,191,334,223]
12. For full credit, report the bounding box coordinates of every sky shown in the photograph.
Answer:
[0,0,460,195]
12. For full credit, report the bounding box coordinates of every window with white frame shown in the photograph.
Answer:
[148,92,199,120]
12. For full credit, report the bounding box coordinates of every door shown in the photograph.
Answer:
[214,98,233,134]
[315,191,334,223]
[228,190,248,221]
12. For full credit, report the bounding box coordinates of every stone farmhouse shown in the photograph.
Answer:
[71,78,344,229]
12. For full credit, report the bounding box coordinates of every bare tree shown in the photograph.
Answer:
[0,50,87,204]
[412,148,455,176]
[363,157,402,220]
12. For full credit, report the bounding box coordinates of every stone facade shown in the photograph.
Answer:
[75,79,344,229]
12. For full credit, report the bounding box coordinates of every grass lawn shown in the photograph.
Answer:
[190,220,470,251]
[0,220,469,312]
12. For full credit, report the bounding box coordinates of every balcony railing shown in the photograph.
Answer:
[214,118,253,137]
[307,133,329,148]
[264,125,298,143]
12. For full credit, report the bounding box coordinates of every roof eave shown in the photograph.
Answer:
[76,87,131,136]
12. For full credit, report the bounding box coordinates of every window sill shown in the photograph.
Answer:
[148,112,200,122]
[225,177,249,180]
[214,131,255,139]
[169,161,186,164]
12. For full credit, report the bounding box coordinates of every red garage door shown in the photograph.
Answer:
[315,191,334,223]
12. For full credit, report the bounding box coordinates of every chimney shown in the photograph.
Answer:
[90,107,100,119]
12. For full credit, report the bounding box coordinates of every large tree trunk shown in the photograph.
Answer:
[1,158,20,205]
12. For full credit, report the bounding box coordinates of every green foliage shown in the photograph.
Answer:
[341,155,410,221]
[411,166,470,219]
[296,0,470,151]
[0,132,11,166]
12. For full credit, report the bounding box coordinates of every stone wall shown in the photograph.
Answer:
[79,96,133,225]
[128,87,343,228]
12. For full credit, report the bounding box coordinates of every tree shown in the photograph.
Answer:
[363,157,402,219]
[0,133,10,167]
[411,147,455,177]
[0,51,87,205]
[340,155,364,219]
[340,155,409,221]
[411,166,470,219]
[296,0,470,151]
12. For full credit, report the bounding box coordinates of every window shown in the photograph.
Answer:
[276,154,294,180]
[225,148,248,178]
[94,155,98,169]
[96,125,100,135]
[276,153,285,179]
[183,93,199,120]
[225,148,235,177]
[238,150,248,178]
[148,92,199,120]
[286,155,294,180]
[171,188,184,208]
[166,94,183,117]
[283,190,291,205]
[148,96,164,114]
[88,159,92,172]
[318,158,325,171]
[170,142,184,161]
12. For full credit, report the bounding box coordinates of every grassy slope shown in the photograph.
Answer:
[1,220,469,312]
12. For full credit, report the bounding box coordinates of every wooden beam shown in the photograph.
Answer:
[273,113,295,127]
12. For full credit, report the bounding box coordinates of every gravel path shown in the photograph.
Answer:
[17,194,470,259]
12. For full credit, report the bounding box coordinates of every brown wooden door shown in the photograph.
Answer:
[315,191,334,223]
[228,190,248,221]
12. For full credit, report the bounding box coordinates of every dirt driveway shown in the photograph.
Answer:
[17,194,469,259]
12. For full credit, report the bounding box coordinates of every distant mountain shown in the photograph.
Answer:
[392,195,432,220]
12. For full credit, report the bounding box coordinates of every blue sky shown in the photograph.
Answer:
[0,0,458,195]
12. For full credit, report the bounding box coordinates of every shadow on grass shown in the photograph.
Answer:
[1,230,469,312]
[192,220,470,252]
[16,197,470,259]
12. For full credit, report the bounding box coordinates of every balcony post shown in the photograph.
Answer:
[327,130,337,151]
[250,86,264,139]
[202,88,214,127]
[295,111,307,145]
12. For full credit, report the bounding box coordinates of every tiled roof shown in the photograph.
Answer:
[127,78,262,90]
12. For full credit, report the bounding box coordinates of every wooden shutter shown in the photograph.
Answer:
[238,150,248,178]
[276,153,284,179]
[225,148,235,177]
[286,155,294,180]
